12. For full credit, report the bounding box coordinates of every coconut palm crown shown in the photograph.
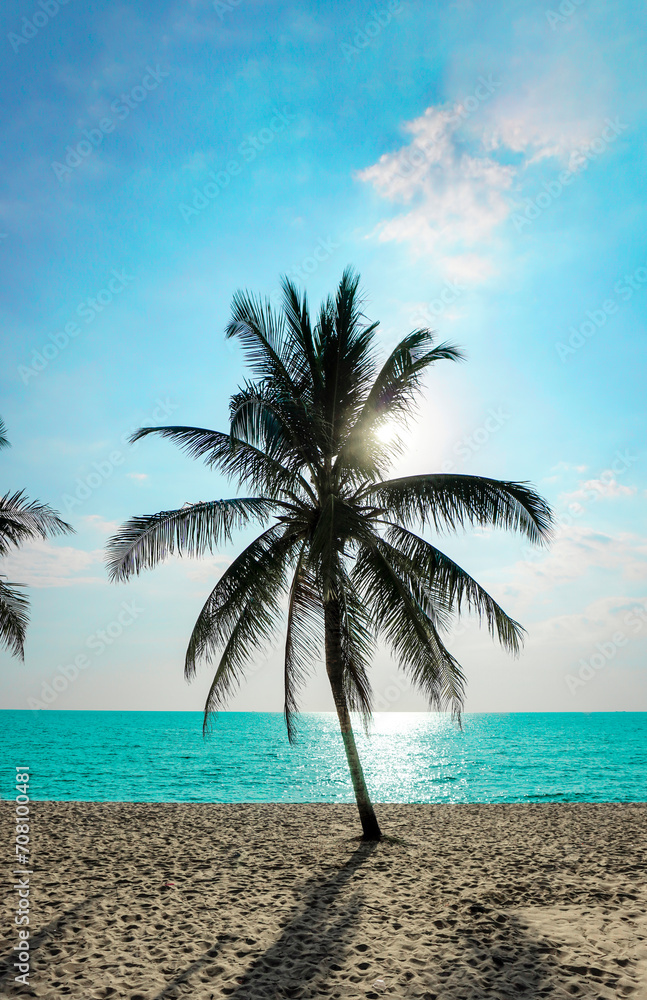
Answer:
[106,269,552,839]
[0,417,74,659]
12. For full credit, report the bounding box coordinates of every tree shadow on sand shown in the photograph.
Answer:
[401,898,628,1000]
[0,893,103,996]
[424,903,563,999]
[153,841,378,1000]
[153,844,626,1000]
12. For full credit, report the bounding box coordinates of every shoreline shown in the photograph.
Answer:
[2,795,646,801]
[1,802,645,998]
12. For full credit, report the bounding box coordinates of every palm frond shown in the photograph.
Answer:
[0,417,9,450]
[185,524,297,678]
[130,425,314,502]
[372,536,455,635]
[281,277,322,397]
[229,384,296,461]
[228,384,321,485]
[354,542,465,717]
[0,490,73,557]
[200,527,295,732]
[319,268,380,453]
[383,523,524,654]
[106,497,276,582]
[363,474,553,545]
[335,331,464,479]
[225,289,295,388]
[202,597,278,734]
[335,569,375,726]
[0,578,30,659]
[283,546,324,742]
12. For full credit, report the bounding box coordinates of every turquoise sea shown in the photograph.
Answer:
[1,711,646,803]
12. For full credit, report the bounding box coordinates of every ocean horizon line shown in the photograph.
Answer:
[2,708,645,715]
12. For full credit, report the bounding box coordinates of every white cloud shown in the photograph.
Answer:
[1,540,105,588]
[127,472,149,482]
[176,553,231,583]
[476,61,607,171]
[358,70,610,275]
[502,526,647,607]
[181,150,212,176]
[358,107,514,272]
[481,109,597,170]
[561,475,637,506]
[81,514,120,534]
[437,252,496,284]
[528,595,647,646]
[549,461,588,475]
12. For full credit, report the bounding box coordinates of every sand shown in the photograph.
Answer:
[1,802,646,999]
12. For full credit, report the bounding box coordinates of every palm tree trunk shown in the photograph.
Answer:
[324,599,382,841]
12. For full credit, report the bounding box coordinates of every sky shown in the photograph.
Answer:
[1,0,646,717]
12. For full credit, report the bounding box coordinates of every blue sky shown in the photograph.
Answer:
[1,0,646,716]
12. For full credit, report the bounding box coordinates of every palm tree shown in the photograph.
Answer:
[106,269,552,840]
[0,418,73,658]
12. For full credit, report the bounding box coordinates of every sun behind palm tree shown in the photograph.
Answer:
[0,417,74,659]
[107,269,552,840]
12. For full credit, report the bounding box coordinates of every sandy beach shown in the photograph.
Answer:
[1,802,646,999]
